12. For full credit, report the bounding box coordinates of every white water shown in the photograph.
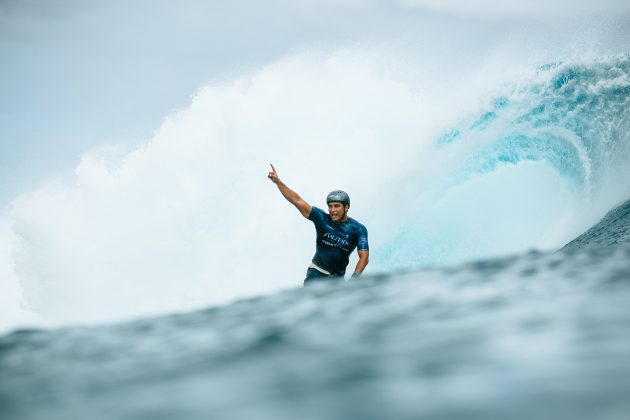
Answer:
[0,45,628,333]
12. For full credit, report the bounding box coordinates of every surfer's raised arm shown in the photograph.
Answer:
[267,163,312,218]
[268,163,369,284]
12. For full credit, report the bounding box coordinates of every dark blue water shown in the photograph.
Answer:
[2,199,630,420]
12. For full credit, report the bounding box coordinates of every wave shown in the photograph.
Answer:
[376,54,630,269]
[1,52,629,332]
[3,197,630,420]
[441,55,630,190]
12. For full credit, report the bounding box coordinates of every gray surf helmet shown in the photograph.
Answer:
[326,190,350,207]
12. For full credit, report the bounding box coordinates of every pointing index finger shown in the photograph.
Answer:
[270,163,277,173]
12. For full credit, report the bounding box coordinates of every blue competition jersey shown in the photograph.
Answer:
[307,207,369,276]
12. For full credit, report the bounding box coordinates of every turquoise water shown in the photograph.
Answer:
[377,54,630,270]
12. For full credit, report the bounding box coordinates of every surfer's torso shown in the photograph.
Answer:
[307,207,369,276]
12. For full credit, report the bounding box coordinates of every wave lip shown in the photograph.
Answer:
[441,53,630,191]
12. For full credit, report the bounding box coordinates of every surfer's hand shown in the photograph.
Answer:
[268,163,280,184]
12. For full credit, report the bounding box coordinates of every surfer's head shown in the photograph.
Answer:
[327,190,350,222]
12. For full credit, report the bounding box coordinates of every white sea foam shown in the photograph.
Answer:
[1,49,628,332]
[3,50,432,328]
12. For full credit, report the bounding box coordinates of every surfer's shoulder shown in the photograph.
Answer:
[347,217,367,231]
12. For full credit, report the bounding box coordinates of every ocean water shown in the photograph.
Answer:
[1,199,630,420]
[2,54,630,419]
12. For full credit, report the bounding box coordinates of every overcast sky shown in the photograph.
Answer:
[1,0,629,205]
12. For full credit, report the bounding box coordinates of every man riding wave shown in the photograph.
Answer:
[267,164,369,284]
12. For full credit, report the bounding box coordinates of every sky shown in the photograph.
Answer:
[1,0,629,331]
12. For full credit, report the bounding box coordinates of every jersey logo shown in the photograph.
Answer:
[323,232,351,247]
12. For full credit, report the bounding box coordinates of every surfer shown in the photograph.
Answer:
[267,163,369,284]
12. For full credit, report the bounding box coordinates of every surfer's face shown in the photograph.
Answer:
[328,202,348,222]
